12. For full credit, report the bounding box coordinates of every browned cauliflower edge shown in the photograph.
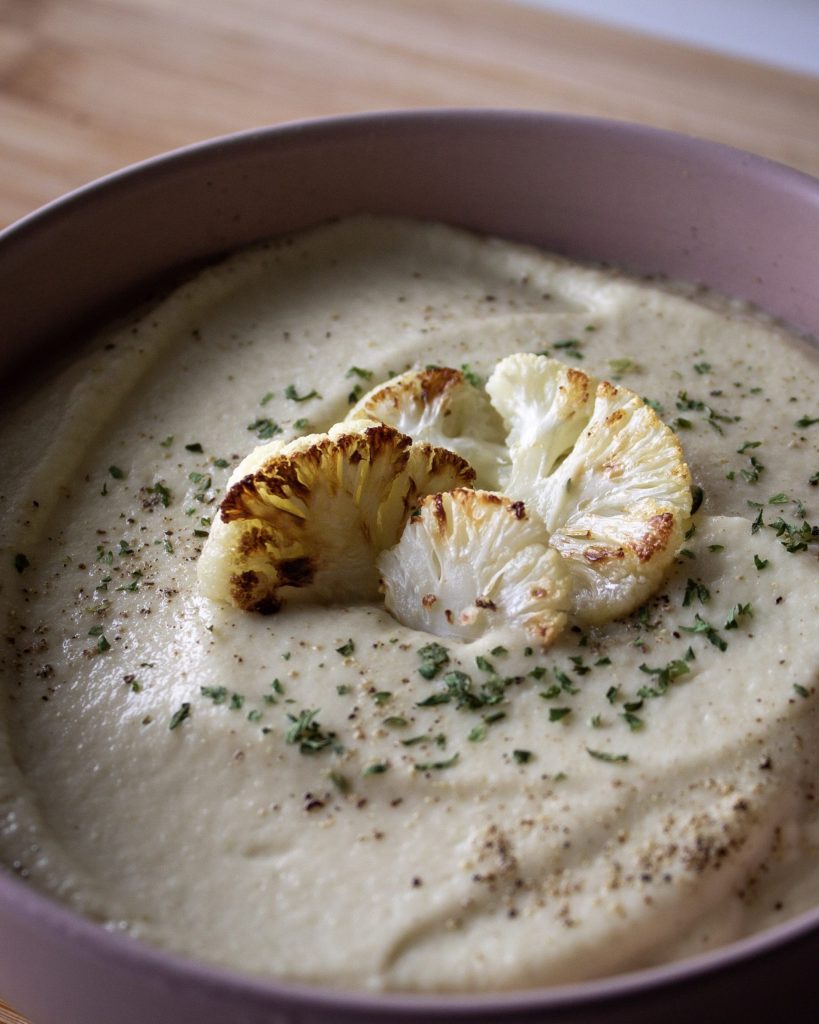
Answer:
[197,420,475,613]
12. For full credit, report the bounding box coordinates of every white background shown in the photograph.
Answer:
[520,0,819,76]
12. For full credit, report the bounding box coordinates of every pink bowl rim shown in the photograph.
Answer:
[1,107,819,1016]
[5,832,819,1016]
[3,107,818,247]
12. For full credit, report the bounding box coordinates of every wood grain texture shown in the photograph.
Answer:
[0,1001,30,1024]
[0,2,817,1022]
[0,0,818,230]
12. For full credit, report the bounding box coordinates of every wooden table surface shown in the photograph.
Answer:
[1,0,817,1020]
[2,0,819,233]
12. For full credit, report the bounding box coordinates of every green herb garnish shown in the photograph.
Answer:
[284,384,321,402]
[638,659,690,697]
[401,734,437,747]
[416,693,451,707]
[417,642,450,679]
[725,602,753,630]
[148,481,172,507]
[201,685,228,705]
[555,668,579,694]
[681,614,728,651]
[740,456,765,484]
[414,753,459,772]
[676,390,738,435]
[169,703,191,730]
[552,338,583,359]
[285,708,339,755]
[767,517,818,553]
[568,656,591,676]
[586,748,629,763]
[329,771,350,794]
[683,578,710,607]
[247,418,282,440]
[441,670,505,710]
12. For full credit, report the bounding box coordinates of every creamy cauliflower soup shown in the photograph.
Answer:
[0,217,817,991]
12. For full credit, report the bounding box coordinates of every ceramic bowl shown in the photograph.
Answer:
[1,110,818,1024]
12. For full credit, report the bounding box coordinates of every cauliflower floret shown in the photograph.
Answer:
[346,367,509,489]
[486,352,595,483]
[377,488,571,648]
[488,354,692,624]
[198,420,475,612]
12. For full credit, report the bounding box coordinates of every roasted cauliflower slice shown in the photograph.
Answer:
[347,366,509,489]
[377,488,571,647]
[529,382,692,623]
[198,420,475,612]
[486,352,595,483]
[488,354,692,624]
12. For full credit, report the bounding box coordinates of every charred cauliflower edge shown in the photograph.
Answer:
[197,420,474,613]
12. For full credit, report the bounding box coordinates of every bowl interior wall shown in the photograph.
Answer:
[2,113,818,376]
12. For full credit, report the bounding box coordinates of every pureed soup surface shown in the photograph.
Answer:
[0,217,818,991]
